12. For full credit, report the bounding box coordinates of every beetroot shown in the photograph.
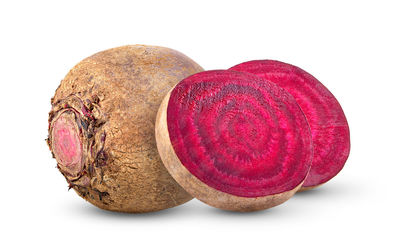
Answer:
[156,70,313,211]
[230,60,350,190]
[47,45,204,213]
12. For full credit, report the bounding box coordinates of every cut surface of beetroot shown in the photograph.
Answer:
[230,60,350,188]
[166,70,313,197]
[51,111,83,176]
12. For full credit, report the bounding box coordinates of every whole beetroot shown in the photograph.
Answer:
[47,45,203,213]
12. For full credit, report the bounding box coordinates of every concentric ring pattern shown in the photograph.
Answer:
[230,61,350,187]
[167,70,313,197]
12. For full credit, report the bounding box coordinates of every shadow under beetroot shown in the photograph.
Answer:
[63,180,361,220]
[64,197,287,220]
[294,180,363,199]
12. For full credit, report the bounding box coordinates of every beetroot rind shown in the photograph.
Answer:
[230,60,350,188]
[165,70,313,198]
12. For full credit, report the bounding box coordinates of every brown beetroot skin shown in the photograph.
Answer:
[47,45,203,213]
[156,70,313,211]
[230,60,350,190]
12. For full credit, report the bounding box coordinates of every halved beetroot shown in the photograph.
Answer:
[230,60,350,190]
[155,70,313,211]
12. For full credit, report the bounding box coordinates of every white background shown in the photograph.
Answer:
[1,0,399,250]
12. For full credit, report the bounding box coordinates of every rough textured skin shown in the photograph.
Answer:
[230,60,350,189]
[47,45,203,213]
[156,70,312,211]
[156,91,304,212]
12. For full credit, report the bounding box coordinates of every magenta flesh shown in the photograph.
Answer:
[230,60,350,187]
[167,70,313,197]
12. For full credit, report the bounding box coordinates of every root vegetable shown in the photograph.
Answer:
[47,45,203,213]
[230,60,350,190]
[156,70,313,211]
